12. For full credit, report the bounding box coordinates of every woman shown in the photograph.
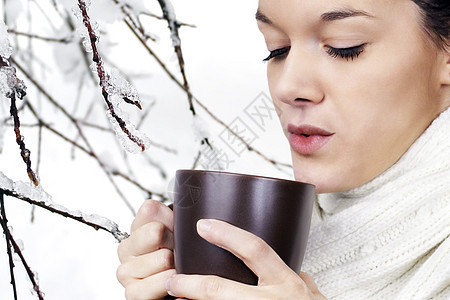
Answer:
[116,0,450,299]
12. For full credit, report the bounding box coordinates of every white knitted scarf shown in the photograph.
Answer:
[302,108,450,300]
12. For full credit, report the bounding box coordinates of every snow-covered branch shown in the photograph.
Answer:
[0,22,39,186]
[0,1,293,297]
[0,172,129,242]
[75,0,150,154]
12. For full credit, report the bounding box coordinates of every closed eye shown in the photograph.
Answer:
[263,46,291,62]
[325,44,367,60]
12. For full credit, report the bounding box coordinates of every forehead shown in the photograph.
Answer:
[257,0,405,24]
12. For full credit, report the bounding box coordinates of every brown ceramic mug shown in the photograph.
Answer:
[172,169,315,285]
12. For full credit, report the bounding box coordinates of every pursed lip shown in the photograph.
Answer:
[287,124,335,155]
[287,124,334,136]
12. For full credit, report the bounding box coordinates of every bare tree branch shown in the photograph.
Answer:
[0,193,44,300]
[0,193,18,300]
[7,29,72,43]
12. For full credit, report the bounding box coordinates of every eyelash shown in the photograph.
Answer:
[262,44,367,62]
[325,44,367,61]
[263,47,291,62]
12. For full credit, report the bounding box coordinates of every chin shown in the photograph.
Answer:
[293,171,322,193]
[291,151,360,194]
[292,161,350,194]
[294,175,343,194]
[294,171,362,194]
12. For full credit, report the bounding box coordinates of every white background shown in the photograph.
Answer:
[0,1,293,299]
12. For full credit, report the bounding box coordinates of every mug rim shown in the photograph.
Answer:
[176,169,315,188]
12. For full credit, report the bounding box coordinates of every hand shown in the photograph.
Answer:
[117,200,176,300]
[165,219,326,300]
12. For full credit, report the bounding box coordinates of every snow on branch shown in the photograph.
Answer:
[119,2,290,170]
[0,172,129,242]
[74,0,150,153]
[0,21,39,186]
[156,0,180,47]
[157,0,196,116]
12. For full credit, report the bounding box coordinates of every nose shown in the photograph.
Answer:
[269,47,324,107]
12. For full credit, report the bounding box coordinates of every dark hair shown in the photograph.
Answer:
[411,0,450,49]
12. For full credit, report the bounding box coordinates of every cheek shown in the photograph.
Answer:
[331,42,438,137]
[319,52,439,191]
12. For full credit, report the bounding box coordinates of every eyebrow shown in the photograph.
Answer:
[320,9,374,22]
[255,9,272,24]
[255,8,374,24]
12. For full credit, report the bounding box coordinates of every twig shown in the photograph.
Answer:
[136,104,151,130]
[191,150,202,170]
[78,119,112,132]
[9,94,39,185]
[0,193,18,300]
[70,71,88,118]
[193,99,293,171]
[29,0,59,32]
[24,101,137,216]
[112,171,168,201]
[7,29,72,43]
[24,101,163,211]
[13,58,138,215]
[157,0,196,115]
[147,140,177,154]
[11,57,92,149]
[4,121,50,128]
[121,16,292,170]
[140,11,196,28]
[110,0,158,43]
[71,99,95,159]
[142,153,168,179]
[0,193,44,299]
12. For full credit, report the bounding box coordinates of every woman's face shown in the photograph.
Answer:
[257,0,449,193]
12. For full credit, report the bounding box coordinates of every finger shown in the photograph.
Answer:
[131,200,174,233]
[196,219,292,284]
[117,249,174,286]
[166,274,261,300]
[124,269,176,300]
[118,221,174,263]
[299,272,321,294]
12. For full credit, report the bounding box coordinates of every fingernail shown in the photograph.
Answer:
[197,219,212,233]
[165,276,174,295]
